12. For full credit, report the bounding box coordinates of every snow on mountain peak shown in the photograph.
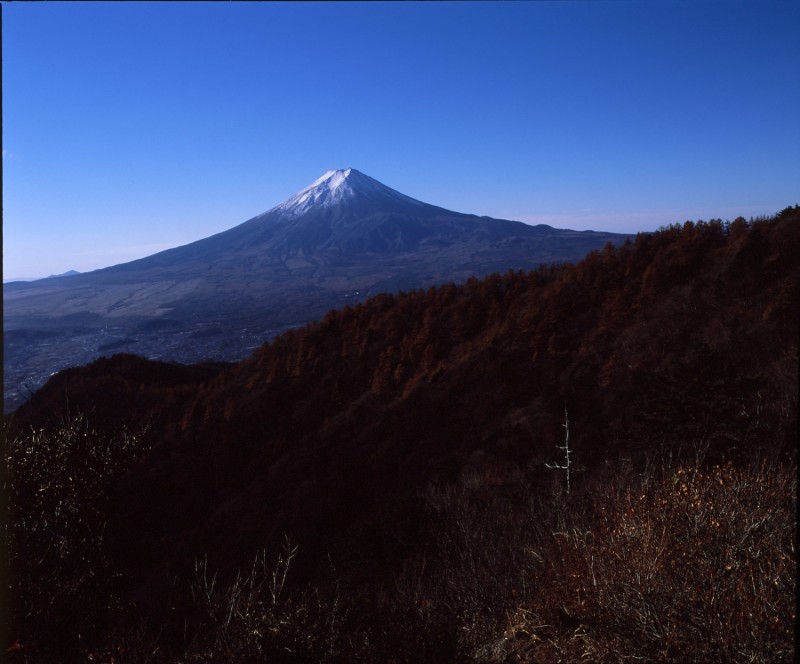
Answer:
[272,169,424,217]
[274,169,357,216]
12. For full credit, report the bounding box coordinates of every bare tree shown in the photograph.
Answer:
[546,405,571,495]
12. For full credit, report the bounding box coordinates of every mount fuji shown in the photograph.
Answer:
[4,168,630,409]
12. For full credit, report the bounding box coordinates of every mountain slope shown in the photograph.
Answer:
[4,169,629,411]
[5,168,624,301]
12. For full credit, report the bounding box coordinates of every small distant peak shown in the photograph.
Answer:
[46,269,81,279]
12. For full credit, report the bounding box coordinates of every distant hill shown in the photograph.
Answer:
[46,269,81,279]
[3,169,629,411]
[3,270,80,284]
[6,207,798,661]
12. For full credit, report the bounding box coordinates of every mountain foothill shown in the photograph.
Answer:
[4,174,798,661]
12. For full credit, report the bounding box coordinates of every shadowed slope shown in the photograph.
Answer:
[9,210,798,594]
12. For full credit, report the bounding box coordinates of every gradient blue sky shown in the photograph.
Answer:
[3,1,799,279]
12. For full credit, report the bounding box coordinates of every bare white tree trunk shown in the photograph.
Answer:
[546,405,571,494]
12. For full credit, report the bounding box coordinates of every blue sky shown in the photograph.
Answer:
[3,1,799,279]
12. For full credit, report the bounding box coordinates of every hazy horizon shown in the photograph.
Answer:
[3,1,799,279]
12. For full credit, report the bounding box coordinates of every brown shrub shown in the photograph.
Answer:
[524,462,796,662]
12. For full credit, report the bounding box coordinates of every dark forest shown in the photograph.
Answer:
[4,208,798,662]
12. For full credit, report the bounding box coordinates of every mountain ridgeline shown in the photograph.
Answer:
[5,208,798,662]
[3,169,628,411]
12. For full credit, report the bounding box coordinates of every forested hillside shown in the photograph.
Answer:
[5,208,798,662]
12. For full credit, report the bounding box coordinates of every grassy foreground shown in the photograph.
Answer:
[5,415,795,662]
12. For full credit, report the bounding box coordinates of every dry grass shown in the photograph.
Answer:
[5,414,795,662]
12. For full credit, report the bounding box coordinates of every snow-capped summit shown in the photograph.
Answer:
[273,168,424,217]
